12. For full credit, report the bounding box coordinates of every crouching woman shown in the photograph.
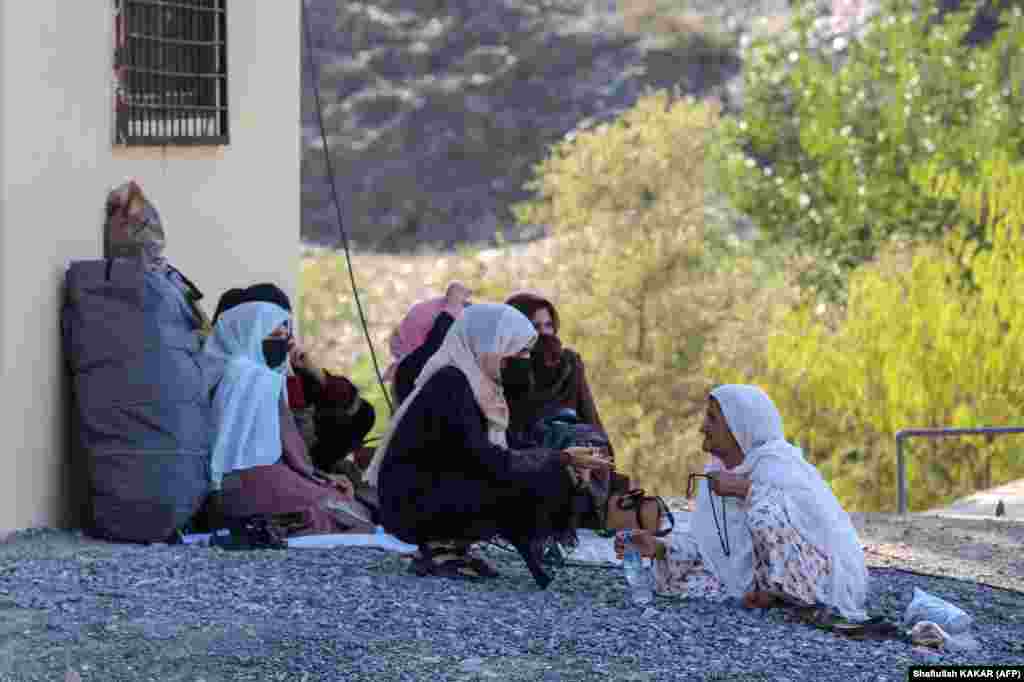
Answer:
[365,303,611,588]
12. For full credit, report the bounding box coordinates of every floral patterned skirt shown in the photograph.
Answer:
[654,493,832,604]
[653,532,727,600]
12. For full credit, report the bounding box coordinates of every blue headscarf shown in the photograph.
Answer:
[204,302,291,489]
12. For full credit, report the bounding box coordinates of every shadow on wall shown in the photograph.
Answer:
[58,267,94,531]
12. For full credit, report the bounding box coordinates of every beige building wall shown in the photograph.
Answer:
[0,1,301,534]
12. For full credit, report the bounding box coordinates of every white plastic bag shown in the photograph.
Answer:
[903,588,973,634]
[945,633,982,652]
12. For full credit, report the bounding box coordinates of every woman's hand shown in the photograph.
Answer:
[613,529,659,559]
[708,471,752,500]
[323,473,355,497]
[313,471,354,497]
[444,281,472,313]
[289,341,325,383]
[564,446,613,472]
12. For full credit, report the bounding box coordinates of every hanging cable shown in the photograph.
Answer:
[301,0,393,414]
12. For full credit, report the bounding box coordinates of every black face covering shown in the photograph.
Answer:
[501,357,534,395]
[262,337,289,369]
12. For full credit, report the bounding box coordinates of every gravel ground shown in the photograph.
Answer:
[1,526,1022,681]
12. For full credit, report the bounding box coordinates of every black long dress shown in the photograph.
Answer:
[293,366,376,473]
[377,365,578,587]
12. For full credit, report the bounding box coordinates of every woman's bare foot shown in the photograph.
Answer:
[742,590,785,609]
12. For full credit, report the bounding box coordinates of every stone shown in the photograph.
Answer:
[959,543,995,562]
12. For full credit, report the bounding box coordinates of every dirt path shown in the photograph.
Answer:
[853,512,1024,593]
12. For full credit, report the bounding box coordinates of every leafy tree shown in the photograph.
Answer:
[713,0,1024,299]
[513,92,776,493]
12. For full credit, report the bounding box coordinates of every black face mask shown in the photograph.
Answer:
[501,357,534,395]
[262,337,289,370]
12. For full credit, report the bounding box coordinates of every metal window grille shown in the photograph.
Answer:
[115,0,228,146]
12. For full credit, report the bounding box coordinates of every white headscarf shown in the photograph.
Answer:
[364,303,538,487]
[203,302,291,489]
[692,384,869,621]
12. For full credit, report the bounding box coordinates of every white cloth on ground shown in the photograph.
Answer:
[286,527,418,553]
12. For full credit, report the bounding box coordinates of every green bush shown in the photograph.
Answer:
[711,153,1024,511]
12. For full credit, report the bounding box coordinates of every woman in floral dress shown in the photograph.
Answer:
[616,384,868,621]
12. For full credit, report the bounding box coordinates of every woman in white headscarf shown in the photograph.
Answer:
[204,301,374,535]
[366,303,611,588]
[616,384,868,621]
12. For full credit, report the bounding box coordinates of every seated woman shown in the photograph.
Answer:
[364,303,611,587]
[616,385,868,621]
[503,291,607,437]
[385,281,472,406]
[213,283,376,478]
[505,292,653,534]
[204,299,376,536]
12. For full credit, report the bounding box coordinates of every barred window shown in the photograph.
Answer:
[114,0,228,146]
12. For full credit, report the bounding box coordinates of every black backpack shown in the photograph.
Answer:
[528,409,611,452]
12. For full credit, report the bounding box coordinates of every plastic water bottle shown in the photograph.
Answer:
[621,529,654,606]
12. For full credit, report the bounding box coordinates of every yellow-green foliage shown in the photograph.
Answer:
[514,92,773,494]
[715,155,1024,511]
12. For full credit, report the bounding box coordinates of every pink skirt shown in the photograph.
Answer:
[221,460,374,536]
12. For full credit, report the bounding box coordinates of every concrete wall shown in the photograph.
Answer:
[0,1,301,533]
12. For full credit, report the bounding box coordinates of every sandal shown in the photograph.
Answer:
[455,545,501,578]
[742,590,787,609]
[461,553,500,578]
[794,608,906,641]
[409,551,485,580]
[541,539,568,567]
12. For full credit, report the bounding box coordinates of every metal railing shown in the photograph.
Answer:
[895,426,1024,514]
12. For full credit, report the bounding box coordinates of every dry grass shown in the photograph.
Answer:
[622,0,709,37]
[297,240,561,370]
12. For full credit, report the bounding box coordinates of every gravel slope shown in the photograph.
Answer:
[1,524,1021,682]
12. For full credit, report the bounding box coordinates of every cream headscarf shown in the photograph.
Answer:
[364,303,538,487]
[692,384,869,621]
